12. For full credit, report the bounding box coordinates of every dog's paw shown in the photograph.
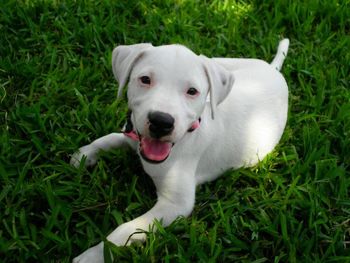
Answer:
[73,242,104,263]
[70,145,98,168]
[108,221,147,246]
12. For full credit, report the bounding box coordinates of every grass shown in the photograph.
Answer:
[0,0,349,262]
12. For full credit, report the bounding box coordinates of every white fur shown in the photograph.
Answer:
[71,39,289,263]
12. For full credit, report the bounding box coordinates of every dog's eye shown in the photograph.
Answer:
[140,76,151,85]
[186,87,199,96]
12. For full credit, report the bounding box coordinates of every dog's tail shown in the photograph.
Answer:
[270,38,289,71]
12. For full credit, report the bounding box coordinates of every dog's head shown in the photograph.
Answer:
[112,43,234,163]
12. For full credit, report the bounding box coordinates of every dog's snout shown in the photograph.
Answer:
[148,111,175,138]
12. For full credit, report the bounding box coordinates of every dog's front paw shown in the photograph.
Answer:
[73,242,104,263]
[70,144,98,168]
[107,221,147,246]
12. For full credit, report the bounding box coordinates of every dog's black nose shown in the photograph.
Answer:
[148,111,175,138]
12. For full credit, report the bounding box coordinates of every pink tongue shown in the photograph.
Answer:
[141,137,172,162]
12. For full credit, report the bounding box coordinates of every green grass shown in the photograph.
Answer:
[1,0,349,262]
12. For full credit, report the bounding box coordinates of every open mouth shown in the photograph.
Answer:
[123,112,200,164]
[140,137,173,163]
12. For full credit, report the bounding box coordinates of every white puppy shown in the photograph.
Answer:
[71,39,290,262]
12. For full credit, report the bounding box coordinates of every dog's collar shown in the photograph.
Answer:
[122,110,139,141]
[187,117,201,133]
[122,110,201,141]
[123,130,140,141]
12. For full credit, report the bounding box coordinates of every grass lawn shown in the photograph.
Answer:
[1,0,349,262]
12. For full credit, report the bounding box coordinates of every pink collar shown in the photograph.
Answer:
[123,130,140,141]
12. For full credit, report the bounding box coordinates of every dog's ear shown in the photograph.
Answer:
[112,43,153,98]
[201,55,235,119]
